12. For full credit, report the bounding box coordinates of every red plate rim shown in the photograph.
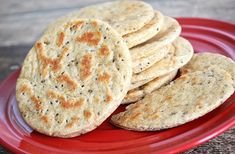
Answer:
[0,17,235,153]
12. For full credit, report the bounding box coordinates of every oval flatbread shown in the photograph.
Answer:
[111,68,234,131]
[16,19,132,138]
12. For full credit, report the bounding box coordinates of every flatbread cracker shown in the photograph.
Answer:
[16,19,132,138]
[132,37,193,83]
[122,70,177,104]
[180,52,235,87]
[132,45,171,73]
[47,0,154,36]
[123,11,164,48]
[130,16,181,59]
[111,68,234,131]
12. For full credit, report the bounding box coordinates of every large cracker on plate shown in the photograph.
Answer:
[16,19,132,138]
[111,68,234,131]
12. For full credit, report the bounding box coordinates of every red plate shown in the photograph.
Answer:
[0,18,235,154]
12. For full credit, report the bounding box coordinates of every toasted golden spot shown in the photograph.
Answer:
[148,113,159,119]
[66,116,79,128]
[91,21,98,27]
[98,72,110,82]
[19,84,30,93]
[73,99,84,108]
[76,31,102,46]
[47,90,84,109]
[164,95,172,101]
[19,84,42,109]
[74,21,84,29]
[57,32,65,47]
[50,47,69,72]
[65,21,84,30]
[47,90,57,98]
[182,69,189,74]
[84,110,92,119]
[106,95,112,103]
[36,42,43,49]
[31,95,41,110]
[41,115,48,123]
[99,44,109,56]
[56,74,77,91]
[35,42,69,77]
[144,107,152,113]
[94,96,100,103]
[80,54,92,80]
[61,97,84,109]
[129,112,141,120]
[196,98,204,108]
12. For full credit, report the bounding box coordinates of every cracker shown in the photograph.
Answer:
[111,68,234,131]
[132,37,193,83]
[180,52,235,87]
[130,16,181,59]
[46,0,154,36]
[122,70,177,104]
[132,45,171,73]
[123,11,164,48]
[16,19,132,138]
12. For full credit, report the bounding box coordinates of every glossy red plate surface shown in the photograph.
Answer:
[0,18,235,154]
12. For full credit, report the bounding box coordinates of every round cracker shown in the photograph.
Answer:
[132,37,193,83]
[47,1,154,36]
[130,16,181,59]
[132,45,171,73]
[180,52,235,87]
[123,11,164,48]
[122,70,177,104]
[16,19,132,138]
[112,68,234,131]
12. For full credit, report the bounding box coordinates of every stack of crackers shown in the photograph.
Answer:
[16,1,235,137]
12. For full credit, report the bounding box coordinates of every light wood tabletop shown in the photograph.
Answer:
[0,0,234,153]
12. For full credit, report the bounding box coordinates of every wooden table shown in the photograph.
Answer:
[0,0,234,153]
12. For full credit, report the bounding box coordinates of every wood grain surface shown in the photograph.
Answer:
[0,0,234,153]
